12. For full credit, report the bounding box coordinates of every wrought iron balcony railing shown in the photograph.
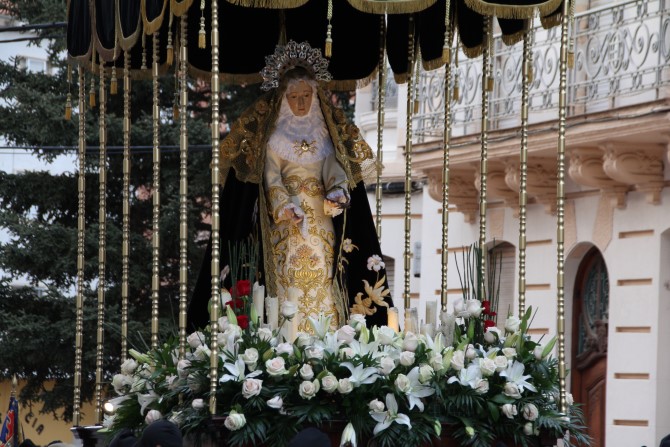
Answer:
[404,0,670,143]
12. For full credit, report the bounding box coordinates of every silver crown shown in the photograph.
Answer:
[260,40,332,91]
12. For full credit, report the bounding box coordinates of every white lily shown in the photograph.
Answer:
[341,362,380,387]
[339,422,357,447]
[447,363,482,389]
[308,313,333,339]
[401,367,436,411]
[320,331,343,355]
[137,390,159,415]
[500,360,537,393]
[370,393,412,435]
[220,357,262,383]
[348,339,381,359]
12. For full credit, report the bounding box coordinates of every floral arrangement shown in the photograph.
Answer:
[105,306,589,447]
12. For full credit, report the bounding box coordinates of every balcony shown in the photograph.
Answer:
[393,0,670,218]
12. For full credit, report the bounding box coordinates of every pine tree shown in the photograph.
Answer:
[0,0,262,422]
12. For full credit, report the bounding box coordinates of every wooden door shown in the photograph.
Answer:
[571,248,609,447]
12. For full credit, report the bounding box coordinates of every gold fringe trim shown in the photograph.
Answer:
[463,0,562,20]
[393,72,410,85]
[461,41,484,59]
[141,0,168,35]
[347,0,438,14]
[423,53,448,71]
[171,0,194,17]
[223,0,309,9]
[90,1,118,62]
[540,11,562,29]
[116,0,142,51]
[501,28,526,46]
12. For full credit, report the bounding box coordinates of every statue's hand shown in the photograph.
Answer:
[326,188,349,206]
[280,204,304,225]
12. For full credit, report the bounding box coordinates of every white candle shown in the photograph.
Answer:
[252,282,265,325]
[425,301,437,326]
[387,307,400,332]
[286,287,301,343]
[266,297,279,331]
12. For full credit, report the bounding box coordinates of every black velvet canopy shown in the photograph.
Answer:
[67,0,565,90]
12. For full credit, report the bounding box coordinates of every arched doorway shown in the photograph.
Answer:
[571,247,609,447]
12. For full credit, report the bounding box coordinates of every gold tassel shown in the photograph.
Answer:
[325,0,333,57]
[442,0,451,61]
[568,0,575,69]
[110,66,118,95]
[65,93,72,120]
[453,37,459,102]
[166,11,174,66]
[198,0,206,49]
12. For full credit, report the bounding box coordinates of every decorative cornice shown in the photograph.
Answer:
[601,142,665,205]
[425,167,478,223]
[505,160,558,214]
[568,147,629,209]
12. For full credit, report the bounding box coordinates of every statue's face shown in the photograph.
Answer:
[285,80,313,117]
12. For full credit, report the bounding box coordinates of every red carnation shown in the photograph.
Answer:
[228,299,245,310]
[484,319,496,329]
[482,300,491,314]
[233,279,251,297]
[237,314,249,329]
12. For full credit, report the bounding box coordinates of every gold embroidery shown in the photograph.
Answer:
[292,139,317,157]
[282,175,324,197]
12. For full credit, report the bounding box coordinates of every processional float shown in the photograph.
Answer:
[66,0,577,444]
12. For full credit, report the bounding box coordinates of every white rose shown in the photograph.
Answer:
[377,326,396,345]
[533,345,544,360]
[187,374,203,393]
[275,342,294,356]
[418,364,434,383]
[338,378,354,394]
[305,346,324,360]
[394,374,411,393]
[484,327,502,344]
[501,403,518,419]
[399,351,416,367]
[522,403,539,421]
[145,410,162,424]
[502,348,517,359]
[217,332,227,346]
[217,316,230,332]
[242,378,263,399]
[223,324,242,341]
[281,301,298,319]
[524,422,534,436]
[465,344,477,360]
[257,327,273,342]
[112,374,132,394]
[452,298,467,317]
[379,356,396,376]
[193,344,211,361]
[336,325,357,344]
[220,288,232,306]
[224,411,246,431]
[566,392,574,406]
[191,398,205,409]
[504,316,520,333]
[466,299,483,318]
[402,332,420,352]
[242,348,259,369]
[298,380,320,400]
[503,382,522,399]
[494,355,508,371]
[265,357,288,376]
[429,353,444,373]
[267,395,283,410]
[475,379,489,394]
[187,331,205,349]
[349,314,366,331]
[295,333,313,348]
[451,350,465,371]
[339,347,354,359]
[321,373,339,393]
[177,359,191,378]
[479,358,496,377]
[368,399,385,413]
[120,359,138,375]
[299,364,314,380]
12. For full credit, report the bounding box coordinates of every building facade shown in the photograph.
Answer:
[357,1,670,446]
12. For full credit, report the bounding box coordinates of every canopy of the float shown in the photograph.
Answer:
[66,0,566,89]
